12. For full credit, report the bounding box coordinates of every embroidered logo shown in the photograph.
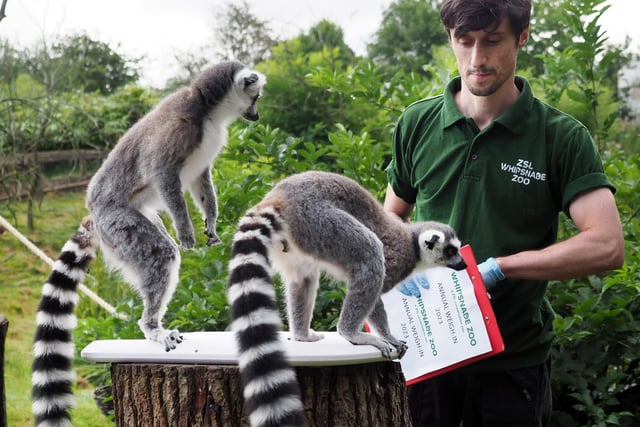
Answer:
[500,159,546,186]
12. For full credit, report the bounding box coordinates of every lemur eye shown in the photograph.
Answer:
[444,244,458,258]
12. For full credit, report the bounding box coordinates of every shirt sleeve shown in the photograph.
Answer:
[555,125,615,216]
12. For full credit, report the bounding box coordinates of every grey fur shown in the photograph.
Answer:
[227,171,466,427]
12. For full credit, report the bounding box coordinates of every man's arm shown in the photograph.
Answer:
[496,187,624,280]
[383,184,414,222]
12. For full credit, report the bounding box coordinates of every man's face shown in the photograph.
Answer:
[449,19,528,97]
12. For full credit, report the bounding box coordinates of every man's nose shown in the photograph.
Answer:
[470,45,488,68]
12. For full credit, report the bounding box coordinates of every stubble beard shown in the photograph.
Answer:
[464,67,508,97]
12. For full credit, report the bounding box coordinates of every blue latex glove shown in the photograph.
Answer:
[477,257,505,289]
[396,273,430,297]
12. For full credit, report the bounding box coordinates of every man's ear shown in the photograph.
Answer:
[518,25,530,48]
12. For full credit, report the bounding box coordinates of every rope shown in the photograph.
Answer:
[0,215,128,320]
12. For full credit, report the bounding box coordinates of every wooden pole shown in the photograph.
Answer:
[0,315,8,427]
[110,361,411,427]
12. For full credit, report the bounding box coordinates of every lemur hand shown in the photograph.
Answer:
[396,273,430,297]
[477,257,505,289]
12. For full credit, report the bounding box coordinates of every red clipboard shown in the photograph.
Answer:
[406,244,504,385]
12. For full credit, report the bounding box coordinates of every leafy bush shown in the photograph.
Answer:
[547,151,640,426]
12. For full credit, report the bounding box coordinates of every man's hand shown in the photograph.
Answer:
[396,273,431,297]
[477,257,505,289]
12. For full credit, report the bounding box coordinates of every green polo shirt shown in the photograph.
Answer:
[386,76,614,371]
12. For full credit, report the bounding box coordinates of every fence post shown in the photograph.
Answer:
[0,315,8,427]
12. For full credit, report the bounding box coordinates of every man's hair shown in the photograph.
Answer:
[440,0,531,39]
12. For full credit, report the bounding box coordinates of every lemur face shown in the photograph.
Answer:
[234,68,267,121]
[418,227,467,271]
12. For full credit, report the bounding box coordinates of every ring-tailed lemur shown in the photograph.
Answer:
[31,61,266,427]
[228,171,467,427]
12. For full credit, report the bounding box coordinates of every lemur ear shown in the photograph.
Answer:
[244,73,259,88]
[423,230,445,250]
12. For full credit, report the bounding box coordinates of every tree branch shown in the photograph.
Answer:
[0,0,8,23]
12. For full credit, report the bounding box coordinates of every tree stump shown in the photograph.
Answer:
[110,361,410,427]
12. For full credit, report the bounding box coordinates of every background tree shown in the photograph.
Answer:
[165,1,276,92]
[520,0,633,100]
[367,0,447,76]
[25,32,139,94]
[531,0,633,150]
[0,39,24,92]
[257,20,357,141]
[299,20,355,64]
[214,0,276,67]
[163,51,210,92]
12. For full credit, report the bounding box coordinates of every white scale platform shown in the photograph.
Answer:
[81,331,397,366]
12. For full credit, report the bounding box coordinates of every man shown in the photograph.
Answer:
[384,0,624,425]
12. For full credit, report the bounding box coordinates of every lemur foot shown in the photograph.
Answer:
[339,331,400,360]
[378,342,398,360]
[291,329,324,342]
[206,234,221,246]
[204,220,221,246]
[395,341,409,359]
[141,324,183,352]
[160,329,183,352]
[385,336,408,359]
[178,234,195,250]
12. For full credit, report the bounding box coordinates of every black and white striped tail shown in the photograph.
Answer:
[32,218,97,427]
[227,208,305,427]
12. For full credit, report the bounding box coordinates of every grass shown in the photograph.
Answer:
[1,191,112,427]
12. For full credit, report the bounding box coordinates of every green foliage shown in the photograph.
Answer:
[548,152,640,425]
[54,85,159,150]
[256,21,356,140]
[0,82,158,215]
[532,0,632,151]
[520,0,633,83]
[549,272,639,426]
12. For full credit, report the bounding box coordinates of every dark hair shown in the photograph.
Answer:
[440,0,531,39]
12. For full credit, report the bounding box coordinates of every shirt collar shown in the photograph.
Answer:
[442,76,534,134]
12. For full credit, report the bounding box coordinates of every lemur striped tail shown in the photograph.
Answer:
[227,208,305,427]
[31,217,98,427]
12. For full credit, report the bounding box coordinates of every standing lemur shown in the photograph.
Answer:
[228,171,467,427]
[31,61,266,427]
